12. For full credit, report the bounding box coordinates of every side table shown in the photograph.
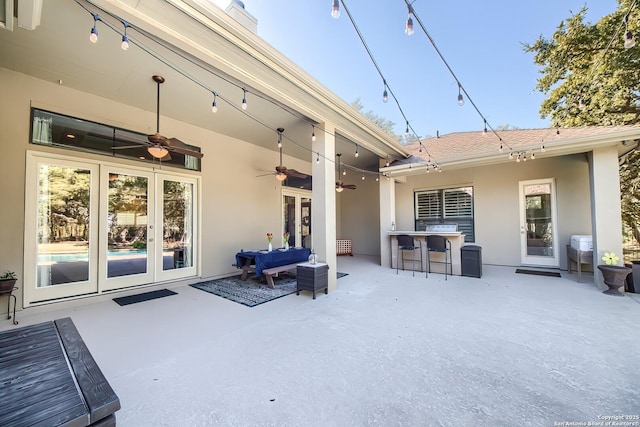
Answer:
[567,245,593,283]
[297,262,329,299]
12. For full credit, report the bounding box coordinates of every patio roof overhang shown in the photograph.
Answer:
[0,0,410,170]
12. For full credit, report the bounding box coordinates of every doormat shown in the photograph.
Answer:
[190,275,296,307]
[515,269,562,278]
[113,289,177,306]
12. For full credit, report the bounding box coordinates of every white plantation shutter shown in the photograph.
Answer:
[443,188,473,218]
[415,186,474,242]
[415,190,441,219]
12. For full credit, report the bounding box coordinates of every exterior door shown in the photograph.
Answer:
[519,178,559,267]
[24,152,199,305]
[282,189,312,249]
[24,157,100,303]
[100,168,154,291]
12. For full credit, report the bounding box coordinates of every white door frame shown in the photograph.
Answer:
[519,178,560,267]
[282,188,312,248]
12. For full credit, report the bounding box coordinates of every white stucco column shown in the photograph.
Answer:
[589,146,624,289]
[312,122,337,292]
[379,171,396,268]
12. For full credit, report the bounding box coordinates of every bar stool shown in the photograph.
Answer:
[425,235,452,280]
[396,234,423,276]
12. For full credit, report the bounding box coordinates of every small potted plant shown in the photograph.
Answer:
[597,252,631,297]
[0,270,17,293]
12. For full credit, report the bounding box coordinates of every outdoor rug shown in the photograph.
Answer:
[190,275,297,307]
[191,271,349,307]
[515,269,562,278]
[113,289,177,306]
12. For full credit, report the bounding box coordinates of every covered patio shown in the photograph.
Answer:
[3,256,639,425]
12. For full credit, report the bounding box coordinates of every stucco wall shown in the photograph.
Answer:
[0,69,311,306]
[337,176,380,256]
[393,156,592,268]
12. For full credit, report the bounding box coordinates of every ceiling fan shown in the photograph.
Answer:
[257,128,308,181]
[336,153,356,192]
[112,75,204,160]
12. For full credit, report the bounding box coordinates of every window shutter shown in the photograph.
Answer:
[443,188,472,218]
[415,191,441,219]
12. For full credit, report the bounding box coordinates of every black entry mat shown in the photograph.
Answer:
[113,289,177,306]
[515,269,562,278]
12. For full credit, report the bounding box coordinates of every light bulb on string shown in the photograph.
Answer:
[331,0,340,19]
[405,5,414,36]
[386,157,390,167]
[311,125,316,141]
[404,121,410,141]
[354,145,359,158]
[89,14,99,43]
[241,88,247,110]
[316,153,320,164]
[361,175,365,181]
[457,84,464,106]
[483,120,487,136]
[624,15,636,49]
[211,92,218,113]
[121,21,130,50]
[375,176,379,182]
[509,150,513,160]
[499,142,503,153]
[343,169,346,176]
[541,144,546,152]
[382,85,388,103]
[531,152,536,160]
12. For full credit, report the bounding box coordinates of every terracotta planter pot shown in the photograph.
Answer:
[597,265,631,297]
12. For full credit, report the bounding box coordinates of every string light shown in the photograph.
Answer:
[509,149,513,160]
[211,92,218,113]
[375,176,379,182]
[89,13,99,43]
[331,0,340,19]
[531,152,536,160]
[386,157,390,167]
[624,15,636,49]
[121,21,130,50]
[311,125,316,141]
[499,141,503,152]
[361,175,365,180]
[541,144,546,152]
[316,152,320,164]
[457,83,464,106]
[405,4,414,36]
[241,88,247,110]
[483,120,487,135]
[382,80,388,103]
[355,145,359,157]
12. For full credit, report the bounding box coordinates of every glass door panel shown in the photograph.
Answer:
[519,179,559,267]
[282,190,312,249]
[156,175,197,282]
[101,169,154,290]
[24,157,99,304]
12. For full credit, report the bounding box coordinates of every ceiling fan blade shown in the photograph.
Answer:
[166,137,190,148]
[256,172,276,178]
[111,144,147,150]
[167,145,204,159]
[285,169,308,179]
[343,185,357,190]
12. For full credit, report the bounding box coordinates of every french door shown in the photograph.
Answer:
[24,153,198,305]
[282,189,312,249]
[519,178,559,267]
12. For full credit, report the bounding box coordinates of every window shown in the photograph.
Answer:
[30,108,201,171]
[415,186,474,242]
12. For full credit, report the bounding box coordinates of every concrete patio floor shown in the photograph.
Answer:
[2,256,639,426]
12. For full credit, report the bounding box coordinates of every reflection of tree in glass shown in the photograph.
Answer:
[38,166,91,243]
[163,181,190,249]
[108,175,148,249]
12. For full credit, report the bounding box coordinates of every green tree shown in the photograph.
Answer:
[350,98,420,143]
[524,0,640,244]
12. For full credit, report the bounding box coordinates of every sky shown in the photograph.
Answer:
[211,0,619,138]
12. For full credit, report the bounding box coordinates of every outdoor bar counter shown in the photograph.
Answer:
[389,231,465,275]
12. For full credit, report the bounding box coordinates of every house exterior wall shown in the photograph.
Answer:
[337,176,380,256]
[0,68,311,308]
[392,155,592,268]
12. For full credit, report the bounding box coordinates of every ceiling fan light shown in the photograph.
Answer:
[148,145,168,158]
[336,185,344,193]
[276,172,287,182]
